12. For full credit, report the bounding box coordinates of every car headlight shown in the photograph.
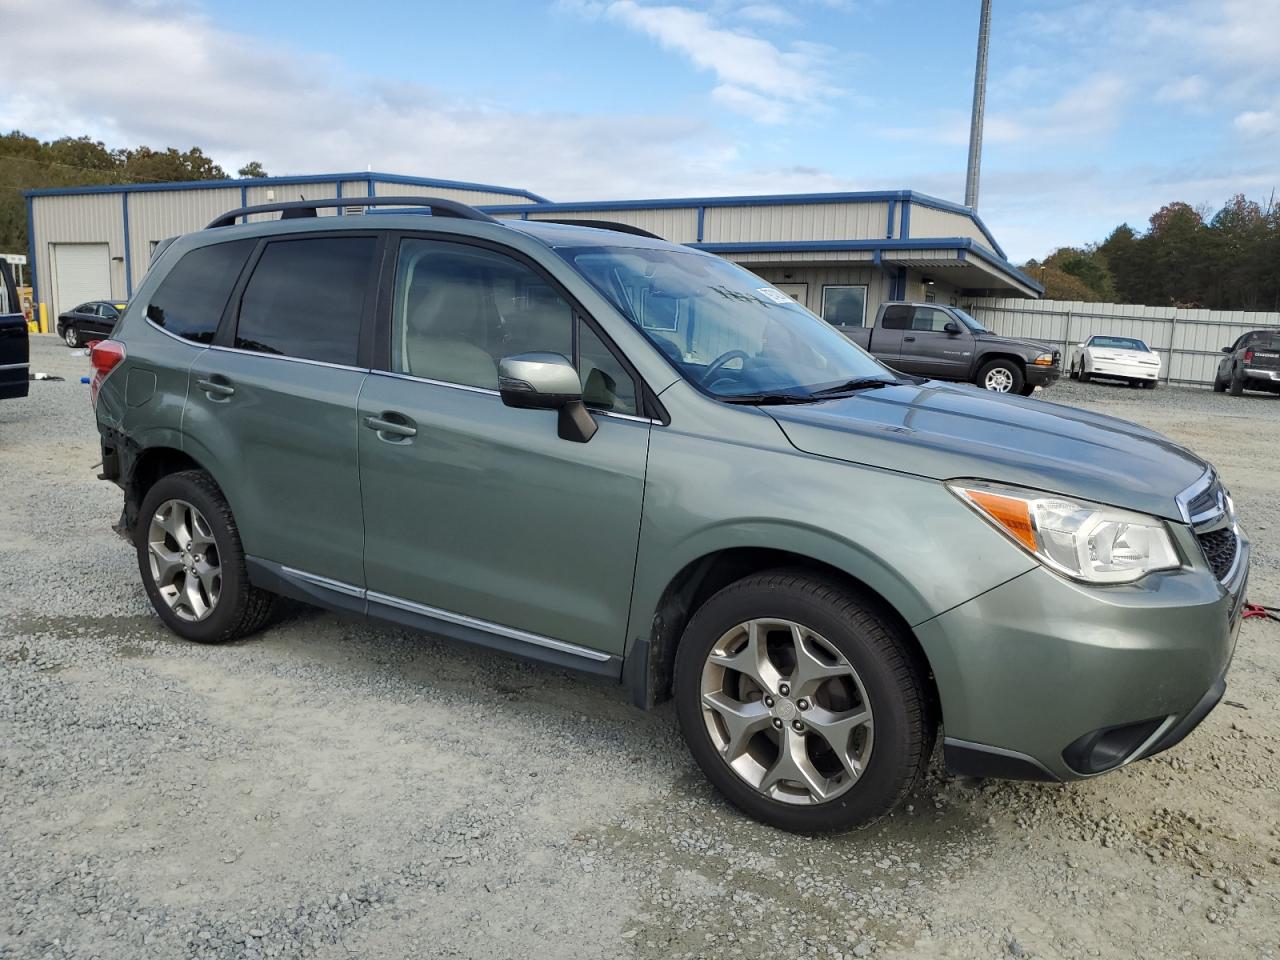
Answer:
[1032,352,1055,366]
[949,481,1181,584]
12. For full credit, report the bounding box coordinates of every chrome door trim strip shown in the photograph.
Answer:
[268,562,612,664]
[366,590,613,662]
[0,362,29,371]
[280,565,366,598]
[206,343,369,374]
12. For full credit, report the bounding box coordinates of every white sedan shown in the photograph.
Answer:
[1069,335,1161,389]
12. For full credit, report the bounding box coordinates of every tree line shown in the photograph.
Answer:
[0,130,267,254]
[1023,194,1280,312]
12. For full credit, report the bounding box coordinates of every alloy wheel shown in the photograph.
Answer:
[983,367,1014,392]
[64,327,79,347]
[699,618,874,805]
[146,499,221,621]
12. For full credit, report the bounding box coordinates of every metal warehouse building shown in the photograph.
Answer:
[25,171,1041,324]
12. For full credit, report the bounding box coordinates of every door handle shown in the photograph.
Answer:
[902,336,916,342]
[364,413,417,440]
[196,376,235,400]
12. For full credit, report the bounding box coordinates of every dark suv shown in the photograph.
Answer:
[91,197,1247,833]
[1214,329,1280,396]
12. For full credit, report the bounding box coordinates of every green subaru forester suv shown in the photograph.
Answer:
[92,197,1248,833]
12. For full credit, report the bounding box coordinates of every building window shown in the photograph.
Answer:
[924,289,936,303]
[820,285,867,328]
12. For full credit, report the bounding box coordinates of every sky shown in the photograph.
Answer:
[4,0,1279,261]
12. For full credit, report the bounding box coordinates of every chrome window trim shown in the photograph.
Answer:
[145,315,210,347]
[0,362,29,371]
[368,369,660,422]
[207,343,368,374]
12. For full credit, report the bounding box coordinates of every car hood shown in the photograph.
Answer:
[767,380,1206,521]
[975,333,1053,355]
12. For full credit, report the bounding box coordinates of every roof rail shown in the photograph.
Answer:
[206,196,499,229]
[530,218,664,240]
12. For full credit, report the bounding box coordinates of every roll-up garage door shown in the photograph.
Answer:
[51,243,111,318]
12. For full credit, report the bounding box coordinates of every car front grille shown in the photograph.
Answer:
[1196,527,1238,582]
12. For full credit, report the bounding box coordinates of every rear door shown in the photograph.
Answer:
[0,260,28,400]
[895,306,972,378]
[185,233,381,587]
[357,234,650,662]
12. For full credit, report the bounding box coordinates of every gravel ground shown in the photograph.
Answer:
[3,337,1278,960]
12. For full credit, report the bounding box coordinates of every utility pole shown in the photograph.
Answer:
[964,0,992,210]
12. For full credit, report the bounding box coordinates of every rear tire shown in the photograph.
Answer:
[1079,367,1092,383]
[674,569,933,833]
[1212,374,1226,393]
[1068,363,1079,380]
[1228,368,1245,397]
[135,470,277,643]
[976,359,1024,394]
[1142,380,1156,390]
[63,325,81,348]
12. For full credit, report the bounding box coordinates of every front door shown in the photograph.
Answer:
[185,234,380,586]
[894,306,973,378]
[358,236,650,659]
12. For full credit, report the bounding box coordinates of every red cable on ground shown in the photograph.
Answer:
[1242,603,1279,622]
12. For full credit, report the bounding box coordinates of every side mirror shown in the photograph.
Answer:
[1221,346,1232,354]
[498,352,597,443]
[943,321,961,334]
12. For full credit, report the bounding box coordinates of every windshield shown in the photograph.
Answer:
[1089,336,1149,352]
[563,246,894,399]
[951,307,989,333]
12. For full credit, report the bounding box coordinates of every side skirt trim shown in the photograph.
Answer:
[247,557,620,678]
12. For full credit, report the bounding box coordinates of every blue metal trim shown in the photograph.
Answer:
[696,206,706,242]
[895,267,907,301]
[687,237,1043,296]
[122,194,133,296]
[336,180,343,216]
[367,176,375,198]
[239,185,247,225]
[480,190,914,215]
[900,201,910,239]
[23,171,548,203]
[25,194,38,309]
[885,198,896,239]
[521,210,529,220]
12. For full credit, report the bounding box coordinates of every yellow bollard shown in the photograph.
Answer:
[38,303,48,334]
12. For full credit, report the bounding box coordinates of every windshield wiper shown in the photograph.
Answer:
[720,392,820,405]
[808,377,896,397]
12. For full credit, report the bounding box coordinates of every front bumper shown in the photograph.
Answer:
[918,531,1248,782]
[1025,364,1061,387]
[1088,359,1160,380]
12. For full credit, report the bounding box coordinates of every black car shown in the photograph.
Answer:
[1,259,28,400]
[57,300,126,348]
[1213,329,1280,397]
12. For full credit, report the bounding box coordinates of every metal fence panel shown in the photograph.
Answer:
[966,298,1280,387]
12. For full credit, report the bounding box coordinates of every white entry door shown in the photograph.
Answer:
[51,243,111,318]
[774,282,808,310]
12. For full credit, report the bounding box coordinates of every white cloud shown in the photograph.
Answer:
[581,1,839,120]
[736,4,800,26]
[1155,75,1206,105]
[1233,109,1279,137]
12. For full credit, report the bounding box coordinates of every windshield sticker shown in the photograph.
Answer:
[756,287,794,305]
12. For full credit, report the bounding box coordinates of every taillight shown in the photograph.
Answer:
[89,339,126,407]
[1244,349,1255,364]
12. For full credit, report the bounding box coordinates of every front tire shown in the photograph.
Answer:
[977,359,1024,394]
[1212,373,1226,393]
[64,325,81,348]
[135,470,276,643]
[674,570,933,833]
[1079,366,1092,383]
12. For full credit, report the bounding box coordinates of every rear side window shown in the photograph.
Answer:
[880,305,911,330]
[235,237,375,366]
[146,240,254,343]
